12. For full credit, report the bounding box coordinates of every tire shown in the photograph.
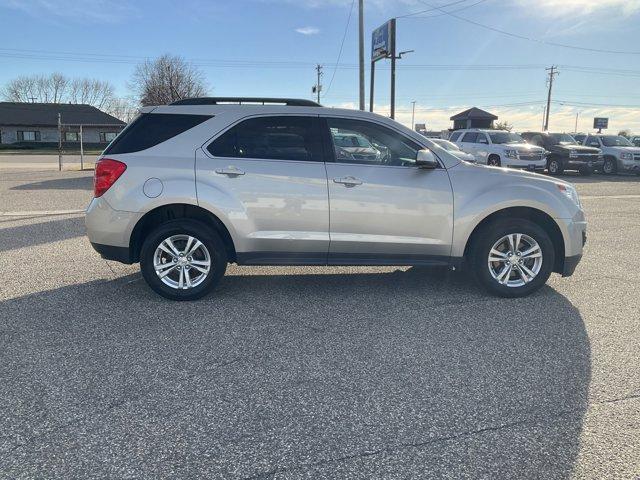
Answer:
[140,219,227,301]
[487,155,501,167]
[469,219,555,298]
[579,165,593,176]
[602,156,617,175]
[547,157,563,175]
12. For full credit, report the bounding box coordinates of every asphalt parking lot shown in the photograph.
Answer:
[1,165,639,479]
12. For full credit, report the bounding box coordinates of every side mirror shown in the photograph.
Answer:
[416,149,438,169]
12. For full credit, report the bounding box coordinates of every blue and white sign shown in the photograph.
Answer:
[372,21,391,61]
[593,117,608,129]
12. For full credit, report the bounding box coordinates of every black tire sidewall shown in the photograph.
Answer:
[471,219,555,298]
[488,155,501,166]
[548,158,562,175]
[140,219,227,301]
[603,157,616,174]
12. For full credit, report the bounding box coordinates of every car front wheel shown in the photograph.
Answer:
[140,219,227,301]
[470,219,555,298]
[602,157,617,174]
[487,155,501,166]
[547,157,563,175]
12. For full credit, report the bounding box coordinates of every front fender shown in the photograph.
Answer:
[448,164,577,258]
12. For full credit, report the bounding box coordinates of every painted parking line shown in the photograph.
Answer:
[0,209,86,217]
[581,194,640,200]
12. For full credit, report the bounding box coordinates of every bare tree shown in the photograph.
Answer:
[105,96,139,123]
[131,54,207,106]
[494,120,513,131]
[69,78,114,109]
[1,75,38,102]
[1,73,113,109]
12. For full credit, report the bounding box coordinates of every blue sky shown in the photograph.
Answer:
[1,0,639,132]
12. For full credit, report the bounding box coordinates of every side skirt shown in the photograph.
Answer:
[236,252,454,267]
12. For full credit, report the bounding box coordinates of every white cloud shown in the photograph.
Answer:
[295,26,320,35]
[514,0,640,17]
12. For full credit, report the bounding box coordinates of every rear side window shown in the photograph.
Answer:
[207,116,322,162]
[449,131,462,142]
[104,113,211,154]
[461,132,478,143]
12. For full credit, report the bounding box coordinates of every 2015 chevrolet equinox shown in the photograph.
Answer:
[86,98,586,300]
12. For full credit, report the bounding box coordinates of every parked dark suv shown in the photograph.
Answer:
[521,132,603,175]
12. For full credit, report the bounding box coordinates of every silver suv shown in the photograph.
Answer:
[86,97,586,300]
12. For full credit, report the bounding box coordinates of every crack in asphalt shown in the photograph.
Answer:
[243,392,640,479]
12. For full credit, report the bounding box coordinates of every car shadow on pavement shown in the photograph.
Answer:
[0,268,590,478]
[9,175,93,191]
[0,216,85,252]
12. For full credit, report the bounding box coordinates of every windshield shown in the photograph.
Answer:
[549,133,577,145]
[488,131,524,144]
[601,135,633,147]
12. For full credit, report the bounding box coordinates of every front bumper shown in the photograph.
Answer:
[555,212,587,277]
[565,158,604,170]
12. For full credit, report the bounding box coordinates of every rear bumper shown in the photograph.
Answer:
[85,197,142,251]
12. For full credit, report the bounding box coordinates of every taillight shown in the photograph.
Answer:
[94,158,127,197]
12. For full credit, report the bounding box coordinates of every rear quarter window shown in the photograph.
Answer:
[104,113,211,154]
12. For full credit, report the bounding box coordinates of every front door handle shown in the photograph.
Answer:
[215,166,245,177]
[333,176,363,187]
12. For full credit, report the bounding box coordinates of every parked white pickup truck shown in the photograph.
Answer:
[450,129,546,171]
[582,134,640,175]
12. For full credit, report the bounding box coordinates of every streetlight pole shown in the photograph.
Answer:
[411,101,416,129]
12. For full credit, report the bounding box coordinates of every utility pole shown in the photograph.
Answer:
[411,101,416,129]
[313,64,323,103]
[358,0,365,110]
[390,18,397,119]
[544,65,558,131]
[574,112,579,133]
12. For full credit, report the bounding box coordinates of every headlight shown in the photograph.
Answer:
[557,183,581,207]
[569,150,578,158]
[620,152,633,160]
[505,149,518,159]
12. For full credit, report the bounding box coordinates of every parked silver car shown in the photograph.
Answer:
[86,97,586,300]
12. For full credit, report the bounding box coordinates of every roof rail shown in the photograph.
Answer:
[169,97,321,107]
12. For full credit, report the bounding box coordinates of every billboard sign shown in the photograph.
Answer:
[372,21,391,61]
[593,117,608,129]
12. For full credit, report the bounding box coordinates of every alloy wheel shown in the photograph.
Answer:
[153,234,211,289]
[487,233,543,288]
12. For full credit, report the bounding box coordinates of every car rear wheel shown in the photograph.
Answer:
[140,219,227,301]
[547,157,563,175]
[602,156,617,174]
[470,219,555,298]
[487,155,501,166]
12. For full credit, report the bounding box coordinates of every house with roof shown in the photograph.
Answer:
[0,102,126,145]
[450,107,498,130]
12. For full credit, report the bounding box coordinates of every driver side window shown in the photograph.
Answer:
[326,117,421,166]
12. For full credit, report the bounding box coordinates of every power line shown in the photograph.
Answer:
[324,0,355,97]
[399,0,488,19]
[415,0,640,55]
[396,0,471,19]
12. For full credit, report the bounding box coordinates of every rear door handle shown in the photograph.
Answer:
[333,176,363,187]
[215,167,245,177]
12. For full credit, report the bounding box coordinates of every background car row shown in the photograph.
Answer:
[442,129,640,176]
